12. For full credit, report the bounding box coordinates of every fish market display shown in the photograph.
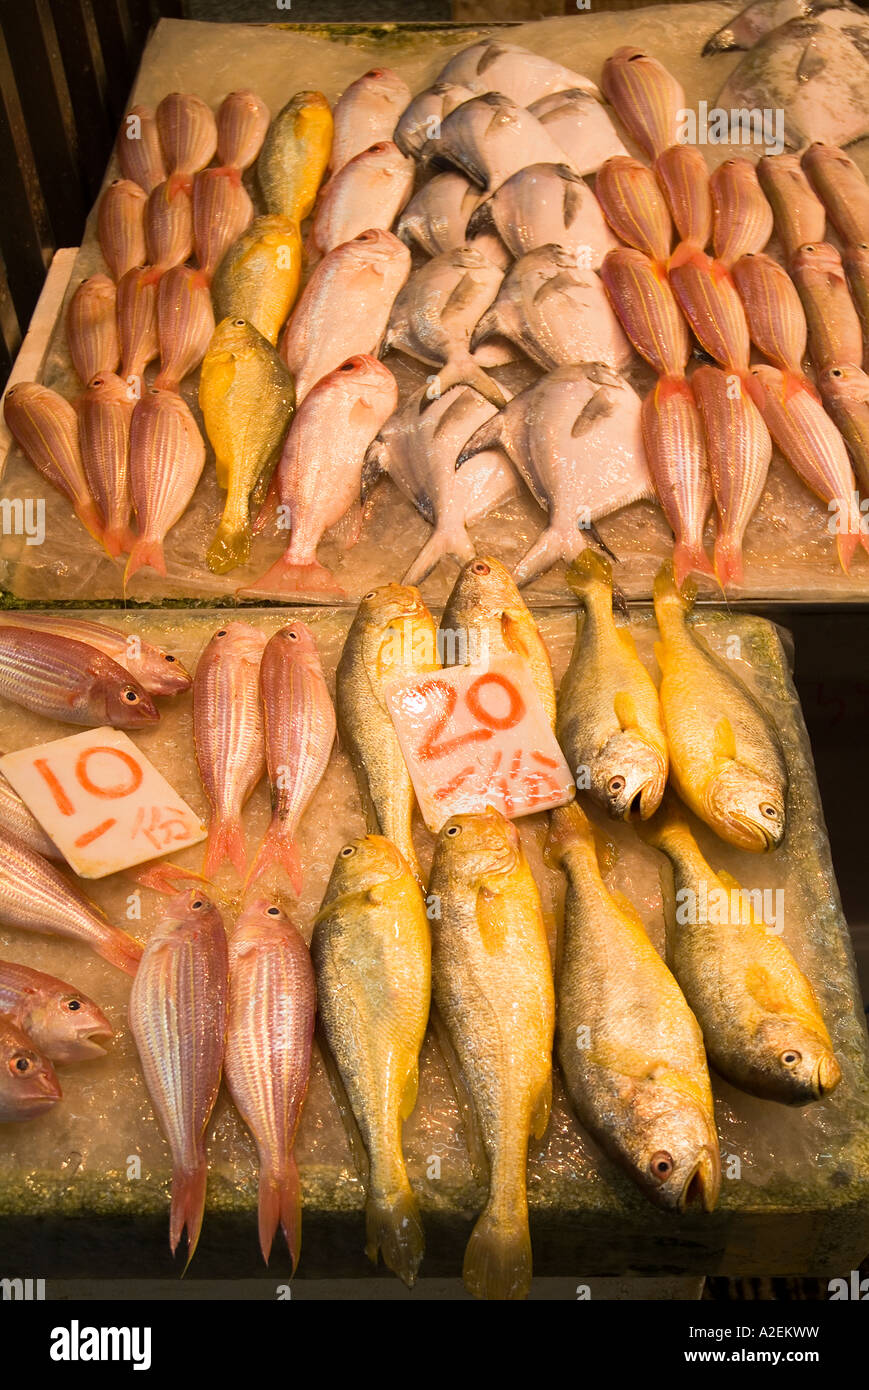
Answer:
[154,266,215,392]
[257,91,333,223]
[709,158,773,265]
[468,162,617,265]
[458,363,652,584]
[312,835,429,1286]
[643,797,841,1104]
[819,362,869,493]
[241,355,397,600]
[308,142,413,258]
[76,372,135,558]
[0,613,191,695]
[528,88,630,174]
[328,68,411,176]
[0,625,158,727]
[0,824,143,973]
[115,104,165,193]
[428,807,555,1301]
[802,142,869,247]
[198,317,295,574]
[3,383,103,543]
[435,38,599,106]
[600,248,690,376]
[440,555,557,725]
[470,245,633,372]
[0,959,112,1063]
[144,178,194,274]
[790,241,864,374]
[0,1018,61,1123]
[692,364,772,585]
[224,899,316,1267]
[280,229,410,403]
[557,551,668,818]
[191,166,254,282]
[384,247,508,407]
[547,801,720,1211]
[126,388,206,581]
[97,180,147,281]
[66,276,119,386]
[394,83,476,160]
[757,154,827,263]
[129,890,228,1264]
[335,585,438,886]
[596,156,674,266]
[731,251,809,379]
[117,267,160,384]
[655,145,712,251]
[216,90,270,172]
[193,622,266,877]
[248,622,336,892]
[653,563,788,851]
[601,46,686,159]
[420,94,579,192]
[211,215,301,348]
[155,92,217,177]
[363,385,518,584]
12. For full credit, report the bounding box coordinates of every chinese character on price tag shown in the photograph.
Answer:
[0,728,206,878]
[386,656,575,832]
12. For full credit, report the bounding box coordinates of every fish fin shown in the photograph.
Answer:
[170,1157,208,1272]
[124,536,167,582]
[238,555,346,601]
[476,882,509,952]
[500,609,530,658]
[430,1004,488,1185]
[399,1062,419,1121]
[247,821,303,895]
[530,1074,552,1141]
[544,800,588,866]
[465,198,495,239]
[402,526,474,585]
[362,437,389,496]
[326,499,362,552]
[716,867,743,894]
[365,1186,424,1288]
[513,527,578,586]
[565,548,612,603]
[744,963,795,1015]
[436,355,507,410]
[95,925,143,976]
[258,1158,301,1270]
[668,239,701,272]
[74,498,106,547]
[456,409,505,467]
[130,861,207,895]
[613,691,639,730]
[204,813,248,878]
[207,520,252,574]
[673,540,715,588]
[653,638,666,671]
[656,862,678,971]
[463,1203,532,1301]
[713,717,737,762]
[836,526,860,573]
[609,887,650,934]
[571,388,614,437]
[102,523,134,558]
[469,304,503,353]
[714,532,744,588]
[615,625,639,654]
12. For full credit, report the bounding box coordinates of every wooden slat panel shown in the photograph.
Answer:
[88,0,135,123]
[51,0,115,201]
[0,250,20,385]
[0,25,52,331]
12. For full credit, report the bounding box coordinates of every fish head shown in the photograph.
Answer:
[1,1022,62,1118]
[437,807,521,882]
[160,887,224,938]
[706,762,786,851]
[271,619,320,670]
[358,67,408,98]
[231,898,295,951]
[820,362,869,404]
[329,353,397,407]
[329,834,408,894]
[747,1017,842,1103]
[791,240,844,277]
[206,315,264,363]
[348,227,405,266]
[448,555,520,623]
[358,582,427,631]
[624,1083,721,1211]
[136,644,193,695]
[103,677,160,728]
[591,731,668,820]
[29,989,113,1064]
[78,273,117,307]
[203,621,269,667]
[83,371,136,408]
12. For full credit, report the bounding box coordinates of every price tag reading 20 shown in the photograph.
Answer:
[386,656,575,832]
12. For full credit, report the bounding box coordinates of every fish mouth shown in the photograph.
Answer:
[814,1053,843,1098]
[678,1148,720,1213]
[76,1026,113,1059]
[724,812,780,853]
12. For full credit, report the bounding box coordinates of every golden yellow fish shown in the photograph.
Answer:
[211,215,302,347]
[258,91,333,224]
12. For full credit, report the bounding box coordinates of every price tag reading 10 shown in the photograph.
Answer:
[386,656,575,832]
[0,727,206,879]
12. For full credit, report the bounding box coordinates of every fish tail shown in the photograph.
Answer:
[247,821,303,895]
[204,813,248,878]
[463,1201,532,1302]
[207,509,252,575]
[74,498,106,547]
[713,530,744,588]
[402,525,473,586]
[544,800,593,868]
[101,523,134,558]
[455,411,504,468]
[96,925,143,975]
[170,1156,208,1271]
[565,548,613,605]
[364,1186,424,1289]
[258,1157,301,1270]
[672,539,714,589]
[125,536,167,582]
[437,355,507,410]
[836,520,861,573]
[237,554,346,601]
[251,472,281,537]
[513,527,577,586]
[153,368,180,391]
[468,305,501,354]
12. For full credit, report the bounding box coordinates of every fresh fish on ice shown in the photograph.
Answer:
[329,68,411,175]
[216,90,270,171]
[420,93,578,193]
[435,39,599,105]
[468,163,618,267]
[67,275,119,386]
[528,89,630,175]
[308,142,413,259]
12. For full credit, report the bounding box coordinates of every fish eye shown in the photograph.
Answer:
[234,319,245,327]
[760,803,778,819]
[340,845,355,858]
[216,629,227,637]
[830,368,843,378]
[287,629,300,640]
[781,1050,801,1067]
[339,361,355,372]
[164,654,176,662]
[803,245,815,253]
[92,377,104,387]
[191,898,205,910]
[471,561,490,575]
[608,775,626,794]
[123,688,140,702]
[446,824,461,837]
[363,590,377,600]
[67,999,82,1012]
[649,1151,673,1181]
[267,906,281,916]
[13,1054,30,1073]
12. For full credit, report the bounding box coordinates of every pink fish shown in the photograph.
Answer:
[216,90,270,171]
[329,68,411,176]
[308,142,414,259]
[127,388,206,581]
[595,155,674,265]
[641,374,714,586]
[67,275,119,385]
[601,47,685,160]
[0,1017,61,1122]
[731,251,809,385]
[116,266,160,384]
[154,266,214,391]
[156,93,217,177]
[98,179,147,281]
[601,247,690,377]
[192,166,254,282]
[3,382,104,543]
[655,145,712,252]
[0,958,112,1064]
[224,900,316,1267]
[710,159,773,266]
[115,104,166,193]
[145,178,194,274]
[249,623,336,893]
[668,248,751,373]
[76,372,136,557]
[129,890,228,1267]
[193,623,267,878]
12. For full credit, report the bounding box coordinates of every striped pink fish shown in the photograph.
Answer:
[642,374,714,585]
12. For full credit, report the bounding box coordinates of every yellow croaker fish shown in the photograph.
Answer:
[557,551,668,819]
[211,215,302,348]
[129,890,228,1268]
[641,796,841,1105]
[335,584,439,886]
[440,555,556,726]
[652,563,788,851]
[312,835,430,1286]
[428,808,554,1301]
[224,899,316,1268]
[257,91,333,224]
[546,801,720,1210]
[199,316,295,573]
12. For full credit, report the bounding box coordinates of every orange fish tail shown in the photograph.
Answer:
[238,556,345,601]
[170,1157,208,1271]
[97,926,143,976]
[713,532,744,588]
[247,821,303,895]
[125,536,167,581]
[673,539,715,588]
[258,1157,302,1270]
[204,814,248,878]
